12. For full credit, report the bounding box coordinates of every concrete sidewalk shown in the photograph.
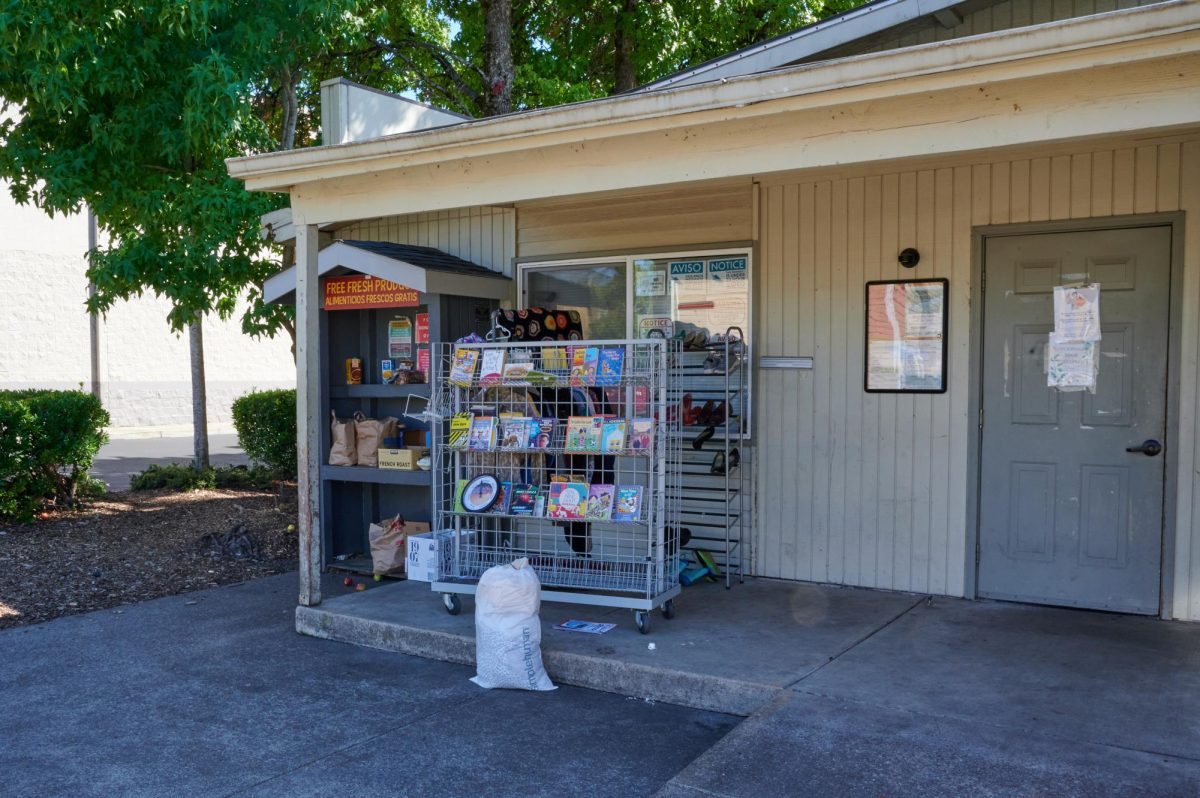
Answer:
[91,434,249,490]
[304,577,1200,796]
[0,574,735,798]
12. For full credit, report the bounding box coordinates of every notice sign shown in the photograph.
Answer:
[669,260,705,281]
[708,257,747,281]
[864,279,948,393]
[323,275,419,310]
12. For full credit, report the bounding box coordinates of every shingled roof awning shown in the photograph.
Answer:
[263,239,512,305]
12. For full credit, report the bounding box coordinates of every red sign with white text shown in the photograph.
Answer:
[323,275,419,310]
[415,313,430,343]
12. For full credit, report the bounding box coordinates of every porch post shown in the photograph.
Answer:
[295,220,322,606]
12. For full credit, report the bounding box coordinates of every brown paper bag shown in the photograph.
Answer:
[354,412,399,467]
[368,517,432,574]
[329,411,357,466]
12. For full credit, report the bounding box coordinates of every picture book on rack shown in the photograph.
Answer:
[601,420,627,452]
[565,416,602,452]
[612,486,643,522]
[628,418,653,450]
[509,484,539,515]
[467,416,497,451]
[585,485,615,520]
[479,349,506,385]
[500,417,530,450]
[528,418,555,449]
[546,482,589,519]
[448,412,473,448]
[581,347,600,385]
[501,361,533,385]
[449,348,478,387]
[492,481,513,514]
[597,348,624,386]
[452,479,468,513]
[569,347,588,386]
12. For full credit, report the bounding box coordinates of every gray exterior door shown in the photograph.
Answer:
[978,226,1171,614]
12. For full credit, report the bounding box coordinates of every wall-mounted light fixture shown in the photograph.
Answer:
[898,248,920,268]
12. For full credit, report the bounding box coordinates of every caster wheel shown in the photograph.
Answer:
[661,599,676,620]
[634,610,650,635]
[443,593,462,615]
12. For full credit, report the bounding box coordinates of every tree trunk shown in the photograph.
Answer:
[279,65,300,150]
[613,0,639,93]
[483,0,514,116]
[189,314,210,470]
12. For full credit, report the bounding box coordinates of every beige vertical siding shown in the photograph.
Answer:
[517,182,754,259]
[333,206,516,276]
[825,0,1163,59]
[757,138,1200,617]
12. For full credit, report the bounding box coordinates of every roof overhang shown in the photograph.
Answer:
[264,240,511,305]
[227,2,1200,221]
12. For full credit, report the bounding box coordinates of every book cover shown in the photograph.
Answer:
[565,416,602,452]
[467,416,496,451]
[509,484,539,515]
[499,417,530,450]
[597,348,624,386]
[542,346,568,372]
[581,347,600,385]
[501,361,533,385]
[600,419,627,453]
[449,348,479,387]
[528,418,555,449]
[585,485,615,521]
[546,482,589,520]
[479,349,506,385]
[628,418,653,451]
[452,479,468,513]
[612,486,643,522]
[448,412,473,448]
[493,481,513,514]
[569,347,587,386]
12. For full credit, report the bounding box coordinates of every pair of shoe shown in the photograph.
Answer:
[681,330,709,351]
[710,447,740,475]
[702,351,741,375]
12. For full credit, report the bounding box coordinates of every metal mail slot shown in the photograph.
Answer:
[759,356,814,370]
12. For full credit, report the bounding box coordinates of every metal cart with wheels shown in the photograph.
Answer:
[429,337,682,633]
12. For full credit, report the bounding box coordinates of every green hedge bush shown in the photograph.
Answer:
[231,389,296,477]
[130,463,276,492]
[0,389,110,522]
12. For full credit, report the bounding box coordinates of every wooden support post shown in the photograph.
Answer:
[296,221,322,606]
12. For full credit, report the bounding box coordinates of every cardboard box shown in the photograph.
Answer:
[378,446,429,470]
[405,530,466,582]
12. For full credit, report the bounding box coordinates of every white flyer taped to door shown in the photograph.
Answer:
[1046,333,1098,392]
[1053,283,1101,342]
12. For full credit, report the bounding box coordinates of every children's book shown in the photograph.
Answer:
[628,418,653,451]
[600,419,627,453]
[569,347,588,386]
[551,472,587,484]
[501,361,533,385]
[528,418,556,450]
[448,412,473,448]
[585,485,615,521]
[467,416,497,451]
[449,348,479,387]
[612,486,643,522]
[452,479,468,513]
[565,416,602,452]
[597,348,625,386]
[542,346,569,372]
[509,484,539,515]
[581,347,600,385]
[492,481,513,514]
[479,349,506,385]
[546,482,589,520]
[499,417,530,450]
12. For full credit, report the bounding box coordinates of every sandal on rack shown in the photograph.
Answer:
[708,401,727,427]
[692,425,715,450]
[711,447,740,475]
[695,399,715,426]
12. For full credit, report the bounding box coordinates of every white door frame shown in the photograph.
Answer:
[966,213,1185,618]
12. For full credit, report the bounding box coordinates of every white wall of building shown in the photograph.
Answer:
[0,184,295,436]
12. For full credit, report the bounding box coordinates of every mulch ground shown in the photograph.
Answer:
[0,489,298,630]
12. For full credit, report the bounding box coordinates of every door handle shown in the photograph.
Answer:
[1125,439,1163,457]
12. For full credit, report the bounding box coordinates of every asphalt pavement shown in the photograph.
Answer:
[0,573,737,798]
[91,434,249,491]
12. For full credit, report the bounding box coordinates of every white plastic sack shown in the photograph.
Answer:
[470,558,556,691]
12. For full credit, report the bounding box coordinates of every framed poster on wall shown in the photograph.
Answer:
[864,278,948,393]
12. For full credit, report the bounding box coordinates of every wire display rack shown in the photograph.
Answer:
[430,338,682,633]
[673,326,748,586]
